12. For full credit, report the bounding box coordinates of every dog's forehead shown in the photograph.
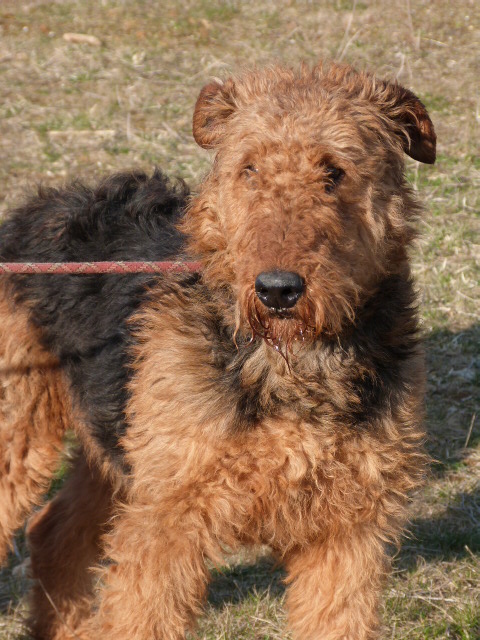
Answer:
[234,66,371,115]
[225,72,373,155]
[228,95,366,163]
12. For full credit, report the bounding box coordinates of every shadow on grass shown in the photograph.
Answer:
[392,321,480,567]
[208,556,285,607]
[400,486,480,569]
[424,323,480,470]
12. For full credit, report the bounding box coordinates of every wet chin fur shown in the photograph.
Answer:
[238,288,356,350]
[241,290,317,350]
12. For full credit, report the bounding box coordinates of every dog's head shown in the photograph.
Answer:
[183,62,435,348]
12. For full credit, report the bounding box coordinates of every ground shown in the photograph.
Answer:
[0,1,479,638]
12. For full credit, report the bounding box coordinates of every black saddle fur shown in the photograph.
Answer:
[0,170,189,465]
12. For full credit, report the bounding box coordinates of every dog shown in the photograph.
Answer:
[0,61,435,639]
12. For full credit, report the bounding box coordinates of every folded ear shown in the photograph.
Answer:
[192,78,237,149]
[376,81,436,164]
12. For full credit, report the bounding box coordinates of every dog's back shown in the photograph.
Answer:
[0,170,187,561]
[0,169,187,360]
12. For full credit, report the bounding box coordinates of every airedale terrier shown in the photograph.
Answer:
[0,61,435,640]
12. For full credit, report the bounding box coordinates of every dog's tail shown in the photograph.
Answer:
[0,283,70,565]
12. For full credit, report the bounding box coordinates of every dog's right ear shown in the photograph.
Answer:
[192,79,237,149]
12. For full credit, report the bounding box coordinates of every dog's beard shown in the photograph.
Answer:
[238,289,317,353]
[236,285,358,354]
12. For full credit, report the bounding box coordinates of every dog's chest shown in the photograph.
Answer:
[128,291,390,549]
[203,415,378,550]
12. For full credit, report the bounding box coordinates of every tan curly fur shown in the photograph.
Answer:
[0,286,70,565]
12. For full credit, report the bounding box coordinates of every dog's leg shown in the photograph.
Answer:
[0,289,70,564]
[27,450,117,640]
[284,526,387,640]
[78,496,214,640]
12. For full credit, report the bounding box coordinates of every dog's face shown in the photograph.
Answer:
[184,63,435,347]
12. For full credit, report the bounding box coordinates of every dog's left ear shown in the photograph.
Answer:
[375,81,436,164]
[192,78,237,149]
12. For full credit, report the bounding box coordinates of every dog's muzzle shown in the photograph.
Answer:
[255,270,305,311]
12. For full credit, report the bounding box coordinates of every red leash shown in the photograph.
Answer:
[0,261,202,274]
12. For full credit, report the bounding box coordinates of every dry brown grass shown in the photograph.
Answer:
[0,1,479,638]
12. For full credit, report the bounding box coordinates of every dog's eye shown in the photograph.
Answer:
[324,166,345,193]
[243,164,258,176]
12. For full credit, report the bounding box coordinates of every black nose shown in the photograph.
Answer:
[255,271,305,310]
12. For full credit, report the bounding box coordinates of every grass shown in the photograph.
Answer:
[0,0,479,638]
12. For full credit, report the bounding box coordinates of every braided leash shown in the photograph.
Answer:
[0,261,202,274]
